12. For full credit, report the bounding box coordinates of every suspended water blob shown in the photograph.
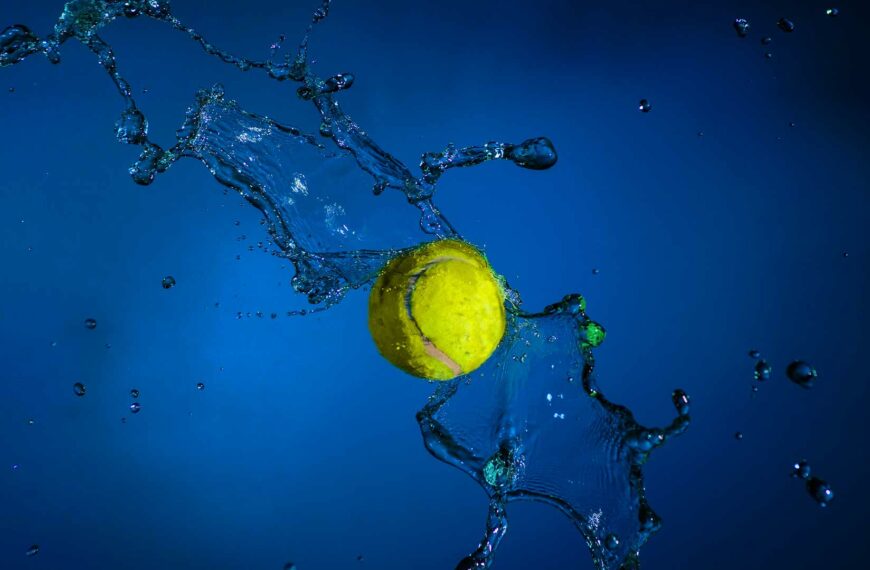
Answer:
[196,382,205,391]
[638,98,652,113]
[733,18,750,38]
[777,18,795,33]
[826,8,839,17]
[130,388,140,398]
[84,317,97,330]
[161,275,176,289]
[792,460,834,507]
[748,349,761,359]
[734,432,743,440]
[754,359,772,381]
[73,382,86,397]
[130,402,141,414]
[786,360,817,388]
[761,36,772,45]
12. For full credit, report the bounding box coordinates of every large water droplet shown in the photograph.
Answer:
[786,360,817,388]
[84,318,97,330]
[161,275,176,289]
[73,382,86,397]
[671,389,690,416]
[505,137,558,170]
[792,460,811,480]
[130,402,141,414]
[733,18,750,37]
[806,477,834,507]
[115,108,147,144]
[754,359,771,381]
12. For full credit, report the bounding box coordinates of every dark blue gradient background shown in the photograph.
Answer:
[1,1,867,568]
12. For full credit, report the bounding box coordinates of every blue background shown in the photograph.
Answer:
[1,0,868,568]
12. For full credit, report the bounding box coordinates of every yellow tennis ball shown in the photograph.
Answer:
[368,239,506,380]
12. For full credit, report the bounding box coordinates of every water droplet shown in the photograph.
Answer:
[130,388,140,398]
[196,382,205,391]
[638,99,651,113]
[73,382,86,397]
[581,321,606,348]
[792,460,811,480]
[748,349,761,359]
[84,318,97,330]
[789,121,796,128]
[27,418,35,425]
[591,268,600,275]
[777,18,795,33]
[753,359,771,381]
[8,86,14,93]
[130,402,141,414]
[671,389,690,416]
[733,18,750,37]
[161,275,176,289]
[843,251,849,258]
[604,533,620,550]
[115,108,148,144]
[806,477,834,507]
[283,563,297,570]
[26,544,39,557]
[751,385,759,394]
[505,137,558,170]
[734,431,743,440]
[761,36,772,45]
[786,360,817,388]
[826,8,839,17]
[764,52,773,59]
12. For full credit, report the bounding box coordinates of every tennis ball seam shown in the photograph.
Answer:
[403,257,466,377]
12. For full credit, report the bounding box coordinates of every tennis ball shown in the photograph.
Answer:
[368,239,506,380]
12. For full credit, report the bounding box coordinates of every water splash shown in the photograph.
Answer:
[1,2,689,567]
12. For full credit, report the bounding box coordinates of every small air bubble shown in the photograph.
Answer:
[761,36,772,45]
[638,99,651,113]
[84,318,97,330]
[777,18,795,33]
[748,349,761,359]
[196,382,205,391]
[734,432,743,440]
[130,388,140,399]
[826,8,839,17]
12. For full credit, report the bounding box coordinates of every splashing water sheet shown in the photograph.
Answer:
[0,1,691,568]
